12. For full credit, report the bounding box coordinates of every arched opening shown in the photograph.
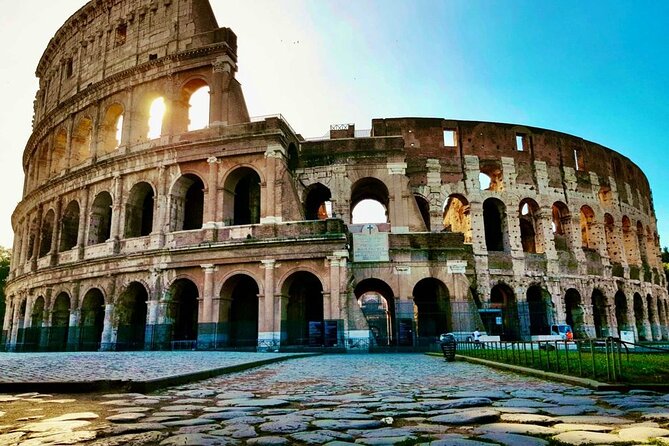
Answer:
[147,97,166,139]
[219,275,259,348]
[88,191,113,245]
[124,182,154,238]
[187,84,210,131]
[71,117,93,166]
[526,286,552,336]
[580,206,597,250]
[101,103,124,154]
[27,217,38,260]
[633,293,647,341]
[591,289,609,338]
[413,278,450,345]
[59,200,80,251]
[49,292,70,351]
[170,174,204,231]
[168,279,199,346]
[304,183,332,220]
[442,194,471,243]
[281,271,323,347]
[38,210,55,258]
[115,282,148,350]
[79,289,105,351]
[50,129,68,175]
[223,167,261,226]
[552,202,572,251]
[350,178,390,224]
[604,213,619,262]
[26,296,45,351]
[35,144,49,184]
[565,289,584,338]
[622,217,639,265]
[519,199,544,253]
[414,194,431,231]
[483,198,507,252]
[637,221,648,264]
[16,300,27,351]
[355,279,396,347]
[490,283,519,340]
[614,290,629,336]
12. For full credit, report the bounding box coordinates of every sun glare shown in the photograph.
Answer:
[147,97,165,139]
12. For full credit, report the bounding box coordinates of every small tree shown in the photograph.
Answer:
[663,247,669,285]
[0,247,10,336]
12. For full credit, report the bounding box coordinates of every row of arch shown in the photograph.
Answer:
[5,270,327,351]
[28,78,212,191]
[17,167,262,265]
[443,194,661,267]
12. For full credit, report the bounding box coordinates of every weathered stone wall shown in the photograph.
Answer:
[3,0,667,352]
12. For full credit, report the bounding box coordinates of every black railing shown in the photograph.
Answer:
[455,337,666,383]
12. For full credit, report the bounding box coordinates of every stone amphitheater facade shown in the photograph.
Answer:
[2,0,667,352]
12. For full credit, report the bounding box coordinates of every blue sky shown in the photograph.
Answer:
[0,0,668,249]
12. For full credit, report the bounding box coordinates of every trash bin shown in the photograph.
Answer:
[440,333,456,362]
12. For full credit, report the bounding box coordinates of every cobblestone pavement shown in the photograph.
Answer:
[0,352,291,383]
[2,353,669,445]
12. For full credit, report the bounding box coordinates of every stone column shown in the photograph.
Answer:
[387,161,409,233]
[9,300,21,351]
[261,145,283,224]
[198,264,217,349]
[50,198,62,266]
[259,259,278,350]
[1,298,13,346]
[110,174,123,243]
[67,308,81,351]
[77,187,89,259]
[204,157,220,227]
[649,295,662,341]
[100,303,115,351]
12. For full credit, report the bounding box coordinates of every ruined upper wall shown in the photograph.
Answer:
[33,0,236,124]
[370,117,653,215]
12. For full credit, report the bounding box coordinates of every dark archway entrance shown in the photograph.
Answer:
[490,283,519,340]
[169,279,199,348]
[25,296,45,351]
[565,289,584,338]
[633,293,647,341]
[49,293,70,351]
[526,286,552,336]
[591,289,609,338]
[305,183,332,220]
[224,167,261,226]
[413,278,450,345]
[614,290,629,336]
[483,198,507,252]
[115,282,148,350]
[80,289,105,351]
[282,272,323,347]
[219,275,259,349]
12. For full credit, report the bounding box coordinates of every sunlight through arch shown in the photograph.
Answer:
[188,86,210,131]
[147,97,165,139]
[352,199,387,224]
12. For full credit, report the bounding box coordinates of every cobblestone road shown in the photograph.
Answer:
[2,353,669,445]
[0,352,290,383]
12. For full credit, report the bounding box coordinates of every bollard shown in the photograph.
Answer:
[440,333,457,362]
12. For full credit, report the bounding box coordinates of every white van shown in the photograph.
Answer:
[550,324,573,340]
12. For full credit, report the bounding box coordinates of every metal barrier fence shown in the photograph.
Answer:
[456,338,642,383]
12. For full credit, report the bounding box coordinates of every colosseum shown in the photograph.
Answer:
[2,0,667,353]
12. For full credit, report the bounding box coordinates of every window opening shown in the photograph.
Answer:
[115,23,127,47]
[516,134,525,151]
[443,130,456,147]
